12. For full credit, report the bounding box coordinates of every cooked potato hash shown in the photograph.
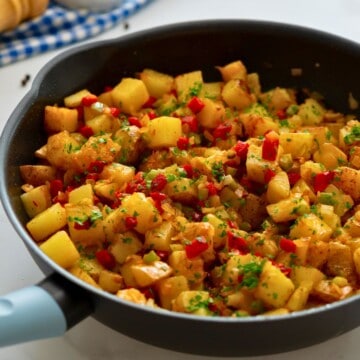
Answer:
[20,60,360,317]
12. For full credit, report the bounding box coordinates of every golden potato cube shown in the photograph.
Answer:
[313,143,347,170]
[172,290,210,315]
[299,160,324,184]
[100,163,135,188]
[266,194,310,223]
[298,98,325,125]
[65,201,105,247]
[109,231,143,264]
[196,98,225,129]
[68,184,94,205]
[266,171,290,204]
[260,87,293,112]
[217,60,247,82]
[121,192,162,234]
[353,247,360,276]
[145,116,182,149]
[222,79,255,110]
[203,214,227,249]
[254,261,295,308]
[247,73,261,97]
[312,204,340,230]
[26,202,67,242]
[40,230,80,268]
[200,82,223,101]
[86,113,120,135]
[279,132,314,160]
[240,113,279,137]
[139,69,174,98]
[64,89,92,108]
[144,221,175,251]
[20,165,56,187]
[175,70,203,103]
[130,260,172,287]
[116,288,146,304]
[70,265,100,287]
[21,185,52,218]
[289,213,333,242]
[77,256,104,280]
[290,266,325,288]
[98,270,123,293]
[286,280,313,312]
[164,177,198,204]
[119,255,143,287]
[334,166,360,202]
[307,240,329,268]
[111,78,149,114]
[156,275,189,310]
[44,106,78,133]
[326,242,355,281]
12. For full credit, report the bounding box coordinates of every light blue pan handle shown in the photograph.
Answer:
[0,285,67,347]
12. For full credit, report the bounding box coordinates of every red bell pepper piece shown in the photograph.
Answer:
[128,116,142,127]
[151,173,168,191]
[206,182,218,196]
[264,168,276,183]
[87,160,106,174]
[279,238,297,253]
[313,171,335,193]
[49,179,64,198]
[233,141,249,160]
[81,95,98,107]
[79,125,94,138]
[185,236,209,259]
[125,216,138,230]
[287,172,301,186]
[187,96,205,113]
[181,115,198,133]
[96,249,116,270]
[213,123,232,140]
[262,132,279,161]
[227,231,249,254]
[177,136,190,150]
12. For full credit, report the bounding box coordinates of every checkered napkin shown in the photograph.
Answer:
[0,0,151,67]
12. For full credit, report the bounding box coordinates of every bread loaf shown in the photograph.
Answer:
[0,0,49,32]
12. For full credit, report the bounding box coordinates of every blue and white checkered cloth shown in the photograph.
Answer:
[0,0,151,67]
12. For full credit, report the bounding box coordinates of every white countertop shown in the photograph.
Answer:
[1,0,360,359]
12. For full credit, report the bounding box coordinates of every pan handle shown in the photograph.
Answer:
[0,273,93,347]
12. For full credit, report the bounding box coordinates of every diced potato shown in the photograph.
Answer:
[20,165,56,186]
[291,178,316,202]
[77,256,104,280]
[44,106,78,133]
[298,98,325,125]
[299,160,325,183]
[172,290,211,315]
[312,204,340,231]
[290,266,325,288]
[266,171,290,204]
[217,60,247,82]
[279,132,314,160]
[334,166,360,201]
[64,89,92,108]
[40,230,80,268]
[353,247,360,276]
[254,261,295,308]
[326,242,355,282]
[26,203,67,242]
[200,82,223,101]
[289,213,333,242]
[121,192,162,234]
[119,255,143,287]
[100,163,135,188]
[240,113,279,137]
[247,73,261,97]
[266,194,310,223]
[85,113,120,135]
[116,288,146,304]
[109,231,143,264]
[144,221,175,251]
[73,135,120,172]
[145,116,182,149]
[65,200,105,247]
[222,79,255,110]
[312,280,343,303]
[286,280,313,312]
[130,260,172,287]
[307,240,329,268]
[45,131,80,171]
[139,69,174,98]
[175,70,203,103]
[260,87,294,112]
[98,270,123,293]
[203,214,227,249]
[21,185,52,218]
[111,78,149,114]
[164,177,198,204]
[196,99,225,128]
[68,184,94,205]
[313,143,347,170]
[156,275,189,310]
[300,126,336,147]
[168,250,205,287]
[70,265,100,287]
